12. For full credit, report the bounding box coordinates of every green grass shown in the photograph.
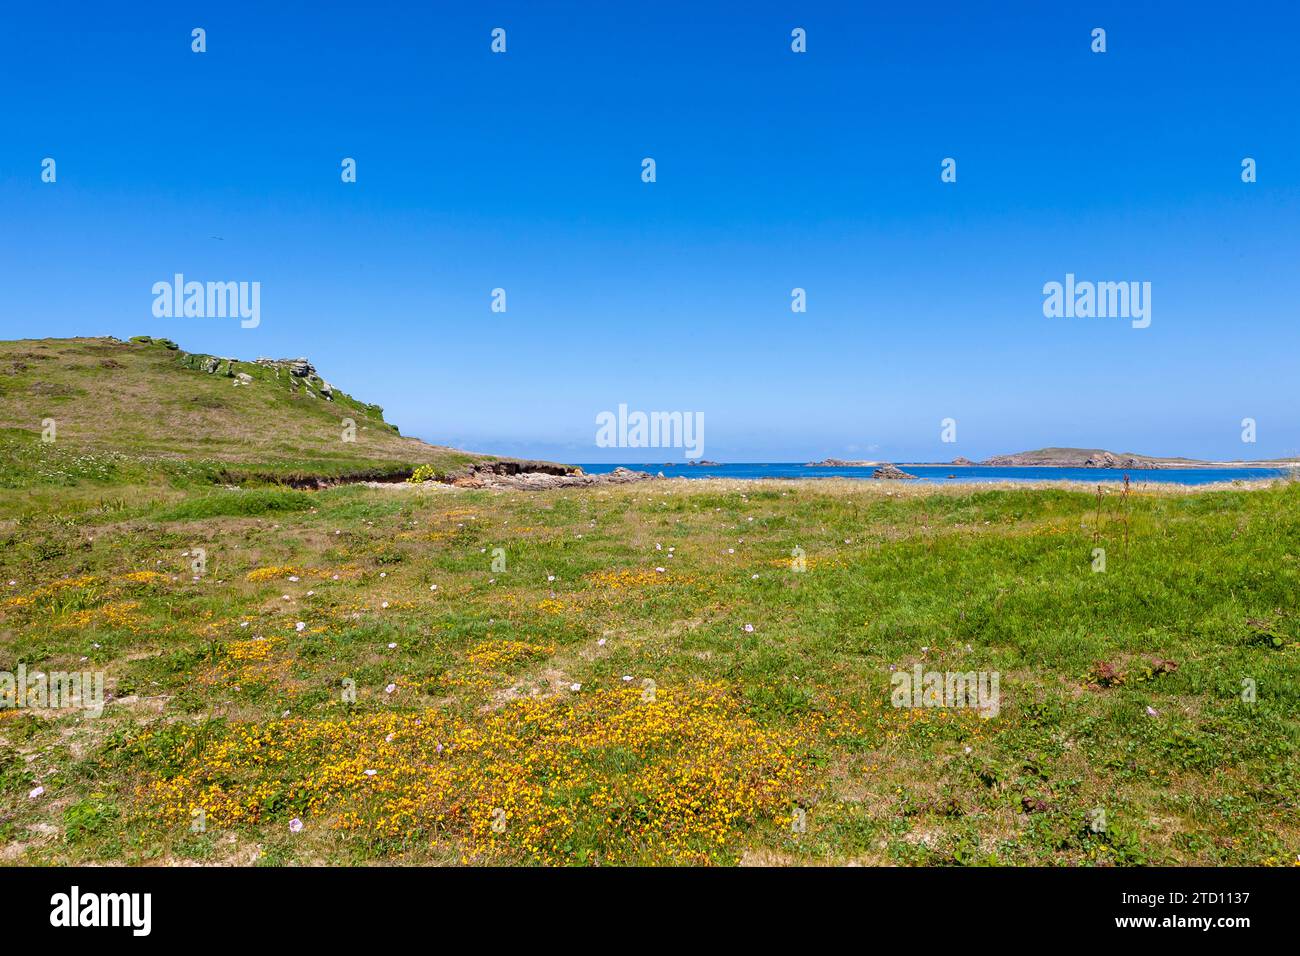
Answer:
[153,489,317,521]
[2,475,1298,866]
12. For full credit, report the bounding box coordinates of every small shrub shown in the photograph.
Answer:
[408,464,445,484]
[63,795,120,843]
[1089,660,1124,687]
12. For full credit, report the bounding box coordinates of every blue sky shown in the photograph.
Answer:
[2,1,1298,462]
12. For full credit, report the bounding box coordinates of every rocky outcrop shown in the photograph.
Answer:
[872,463,918,480]
[1083,451,1155,469]
[244,356,334,400]
[952,457,974,466]
[129,335,178,350]
[464,460,574,478]
[182,354,239,376]
[805,459,879,467]
[448,465,656,490]
[1084,451,1121,468]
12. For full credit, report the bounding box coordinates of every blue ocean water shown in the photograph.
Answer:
[578,463,1290,485]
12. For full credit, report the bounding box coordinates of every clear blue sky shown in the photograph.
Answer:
[2,1,1298,462]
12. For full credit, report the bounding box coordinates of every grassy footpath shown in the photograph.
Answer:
[1,475,1298,866]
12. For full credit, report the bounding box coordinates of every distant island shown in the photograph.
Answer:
[804,458,882,467]
[806,447,1299,470]
[978,448,1194,469]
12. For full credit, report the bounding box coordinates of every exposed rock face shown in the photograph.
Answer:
[184,354,239,376]
[448,465,656,490]
[872,463,918,480]
[952,457,974,466]
[805,459,880,467]
[1084,452,1121,468]
[246,356,334,400]
[254,356,314,376]
[466,460,573,478]
[1082,452,1153,468]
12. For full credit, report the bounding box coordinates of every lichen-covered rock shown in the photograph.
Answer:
[468,466,656,490]
[872,463,918,480]
[1084,452,1121,468]
[134,336,179,350]
[432,463,656,490]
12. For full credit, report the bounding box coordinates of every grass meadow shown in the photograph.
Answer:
[2,469,1297,866]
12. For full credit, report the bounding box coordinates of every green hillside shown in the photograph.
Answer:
[0,336,492,489]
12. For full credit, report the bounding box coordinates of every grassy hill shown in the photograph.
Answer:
[0,336,495,489]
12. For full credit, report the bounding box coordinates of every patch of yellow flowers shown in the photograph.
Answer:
[584,568,672,589]
[121,570,168,585]
[61,600,142,632]
[145,684,810,864]
[202,636,294,691]
[1,574,97,611]
[466,639,556,671]
[245,565,357,583]
[225,636,281,663]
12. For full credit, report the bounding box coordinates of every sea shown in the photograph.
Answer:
[577,463,1292,485]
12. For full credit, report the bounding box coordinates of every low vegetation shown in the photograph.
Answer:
[2,473,1297,865]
